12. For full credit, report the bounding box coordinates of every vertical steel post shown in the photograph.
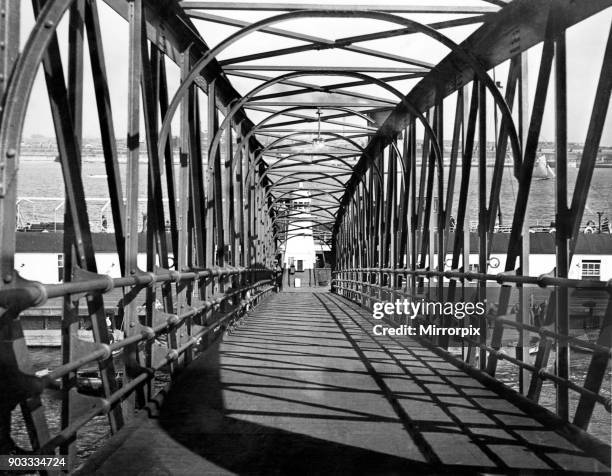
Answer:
[123,0,145,411]
[478,80,487,371]
[84,0,126,270]
[0,0,30,458]
[62,0,84,463]
[517,50,531,394]
[573,22,612,429]
[554,11,570,420]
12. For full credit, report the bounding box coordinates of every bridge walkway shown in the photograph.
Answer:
[79,291,610,475]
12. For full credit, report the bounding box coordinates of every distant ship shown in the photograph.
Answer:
[533,155,556,180]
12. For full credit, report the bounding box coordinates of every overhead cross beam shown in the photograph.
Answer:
[188,11,436,69]
[180,3,500,14]
[246,101,392,107]
[224,65,428,73]
[226,69,398,105]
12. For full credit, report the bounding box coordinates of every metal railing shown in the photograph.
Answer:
[1,265,276,458]
[332,267,612,430]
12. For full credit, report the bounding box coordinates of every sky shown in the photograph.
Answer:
[17,1,612,147]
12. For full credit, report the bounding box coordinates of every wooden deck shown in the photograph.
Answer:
[79,291,610,475]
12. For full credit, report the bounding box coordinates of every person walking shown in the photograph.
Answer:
[275,262,284,291]
[289,262,296,287]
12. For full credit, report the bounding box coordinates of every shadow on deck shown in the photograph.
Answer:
[78,292,610,475]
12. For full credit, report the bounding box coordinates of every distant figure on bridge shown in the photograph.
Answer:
[101,215,108,232]
[275,262,284,292]
[289,263,296,287]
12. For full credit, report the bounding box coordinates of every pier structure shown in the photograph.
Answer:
[0,1,611,474]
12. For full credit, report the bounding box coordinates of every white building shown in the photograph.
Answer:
[15,232,159,283]
[417,232,612,322]
[280,187,317,284]
[437,232,612,281]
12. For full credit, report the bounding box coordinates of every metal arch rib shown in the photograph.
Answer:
[251,131,385,193]
[155,9,516,189]
[230,105,376,174]
[268,190,342,212]
[205,70,410,180]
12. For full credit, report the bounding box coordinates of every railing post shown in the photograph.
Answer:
[527,336,553,402]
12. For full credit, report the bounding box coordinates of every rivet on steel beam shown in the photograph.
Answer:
[44,20,54,28]
[6,148,16,158]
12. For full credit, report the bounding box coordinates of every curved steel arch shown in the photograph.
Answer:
[257,139,362,186]
[274,221,334,242]
[149,10,522,248]
[250,104,376,137]
[268,188,342,208]
[258,131,379,219]
[204,70,407,169]
[263,152,355,174]
[271,207,336,236]
[154,9,520,186]
[196,69,443,213]
[262,169,348,191]
[229,104,375,178]
[1,8,521,236]
[0,3,518,276]
[275,233,333,249]
[0,0,75,163]
[252,131,383,188]
[273,203,338,221]
[267,181,368,231]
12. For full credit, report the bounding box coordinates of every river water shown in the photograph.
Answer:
[15,159,612,230]
[10,348,111,464]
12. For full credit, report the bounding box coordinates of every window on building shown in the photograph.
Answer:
[468,264,479,273]
[581,260,601,280]
[58,253,64,281]
[297,260,303,272]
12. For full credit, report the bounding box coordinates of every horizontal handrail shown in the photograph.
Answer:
[333,278,611,354]
[333,279,610,350]
[463,337,612,413]
[45,278,273,382]
[0,266,272,313]
[36,284,275,454]
[332,267,612,291]
[332,272,612,419]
